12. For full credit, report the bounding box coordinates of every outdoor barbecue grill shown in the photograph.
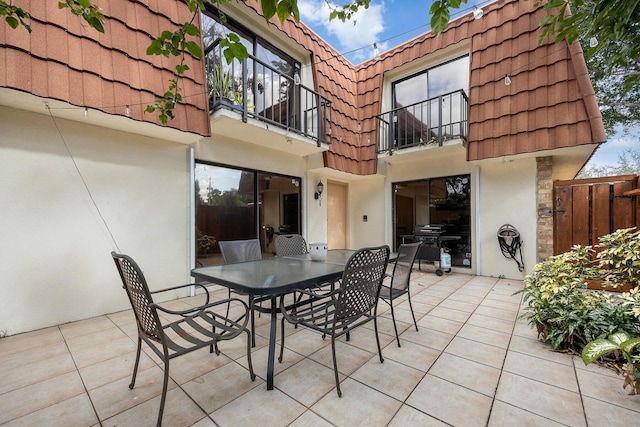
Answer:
[400,224,460,275]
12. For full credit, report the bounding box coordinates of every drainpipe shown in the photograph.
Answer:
[303,171,309,240]
[384,176,390,248]
[475,165,482,276]
[188,145,196,296]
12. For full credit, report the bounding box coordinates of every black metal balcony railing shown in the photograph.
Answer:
[206,41,332,147]
[376,89,468,154]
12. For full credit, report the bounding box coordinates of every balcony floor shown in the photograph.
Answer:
[1,272,639,426]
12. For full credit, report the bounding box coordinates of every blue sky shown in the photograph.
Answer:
[298,0,485,64]
[297,0,631,170]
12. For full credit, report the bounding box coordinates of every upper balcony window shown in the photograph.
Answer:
[201,11,331,144]
[378,55,469,154]
[201,12,299,111]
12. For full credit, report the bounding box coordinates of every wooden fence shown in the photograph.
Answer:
[553,175,640,254]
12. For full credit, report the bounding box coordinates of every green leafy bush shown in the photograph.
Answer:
[582,331,640,395]
[518,228,640,352]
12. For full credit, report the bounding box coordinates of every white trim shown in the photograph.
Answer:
[188,145,196,296]
[475,165,482,276]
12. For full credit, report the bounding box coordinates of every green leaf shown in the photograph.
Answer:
[430,1,451,35]
[619,337,640,355]
[184,23,200,37]
[5,16,18,29]
[261,0,277,21]
[609,331,632,346]
[87,16,104,33]
[582,339,620,365]
[185,41,202,59]
[146,40,162,56]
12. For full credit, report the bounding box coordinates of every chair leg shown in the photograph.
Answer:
[250,299,256,348]
[278,316,286,363]
[157,357,170,427]
[407,292,419,332]
[245,328,256,380]
[207,312,220,355]
[129,336,142,389]
[225,289,232,320]
[331,335,342,397]
[373,316,384,363]
[389,300,401,347]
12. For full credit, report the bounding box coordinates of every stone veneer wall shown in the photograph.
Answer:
[536,157,554,262]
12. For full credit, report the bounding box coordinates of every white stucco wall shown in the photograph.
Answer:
[475,157,537,279]
[349,177,387,249]
[377,147,537,280]
[0,106,190,335]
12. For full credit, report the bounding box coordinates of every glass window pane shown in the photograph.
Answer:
[393,175,471,268]
[195,163,302,265]
[394,73,428,108]
[195,164,256,265]
[427,56,469,97]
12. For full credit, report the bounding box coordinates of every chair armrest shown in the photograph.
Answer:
[150,283,210,305]
[297,285,341,299]
[154,296,249,316]
[279,287,340,319]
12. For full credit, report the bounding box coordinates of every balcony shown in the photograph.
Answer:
[376,90,468,162]
[206,41,332,155]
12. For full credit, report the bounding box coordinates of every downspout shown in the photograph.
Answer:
[385,176,390,248]
[303,170,309,240]
[475,165,482,276]
[188,145,196,296]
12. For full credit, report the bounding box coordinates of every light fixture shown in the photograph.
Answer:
[589,36,598,48]
[125,104,130,117]
[504,74,512,86]
[473,6,483,20]
[314,180,324,204]
[373,43,380,60]
[294,71,301,85]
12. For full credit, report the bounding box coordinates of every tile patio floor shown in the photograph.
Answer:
[2,272,640,426]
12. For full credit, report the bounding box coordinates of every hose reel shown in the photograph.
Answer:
[497,224,524,272]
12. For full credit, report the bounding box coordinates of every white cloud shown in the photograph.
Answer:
[299,0,387,63]
[587,126,638,167]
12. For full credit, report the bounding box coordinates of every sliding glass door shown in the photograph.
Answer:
[195,162,301,266]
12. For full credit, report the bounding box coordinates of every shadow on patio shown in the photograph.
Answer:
[2,272,639,426]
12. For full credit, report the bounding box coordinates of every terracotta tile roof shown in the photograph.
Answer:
[0,0,209,136]
[244,0,604,173]
[2,0,604,170]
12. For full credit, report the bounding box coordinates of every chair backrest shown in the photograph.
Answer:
[111,252,163,342]
[390,242,421,292]
[275,234,309,256]
[335,245,390,322]
[218,239,262,264]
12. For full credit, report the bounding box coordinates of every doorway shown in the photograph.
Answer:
[327,181,348,249]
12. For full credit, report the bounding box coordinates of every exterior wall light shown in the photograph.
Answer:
[314,180,324,204]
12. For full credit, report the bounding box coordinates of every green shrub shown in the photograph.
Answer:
[518,228,640,352]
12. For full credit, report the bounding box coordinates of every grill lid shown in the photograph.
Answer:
[413,224,446,235]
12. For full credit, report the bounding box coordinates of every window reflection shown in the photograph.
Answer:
[392,56,469,147]
[195,163,301,266]
[201,9,300,128]
[394,175,471,268]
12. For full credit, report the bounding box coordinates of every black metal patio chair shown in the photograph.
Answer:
[111,252,255,427]
[278,245,390,397]
[379,242,421,346]
[274,234,309,256]
[218,239,268,347]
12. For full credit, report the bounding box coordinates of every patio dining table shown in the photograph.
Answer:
[191,250,357,390]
